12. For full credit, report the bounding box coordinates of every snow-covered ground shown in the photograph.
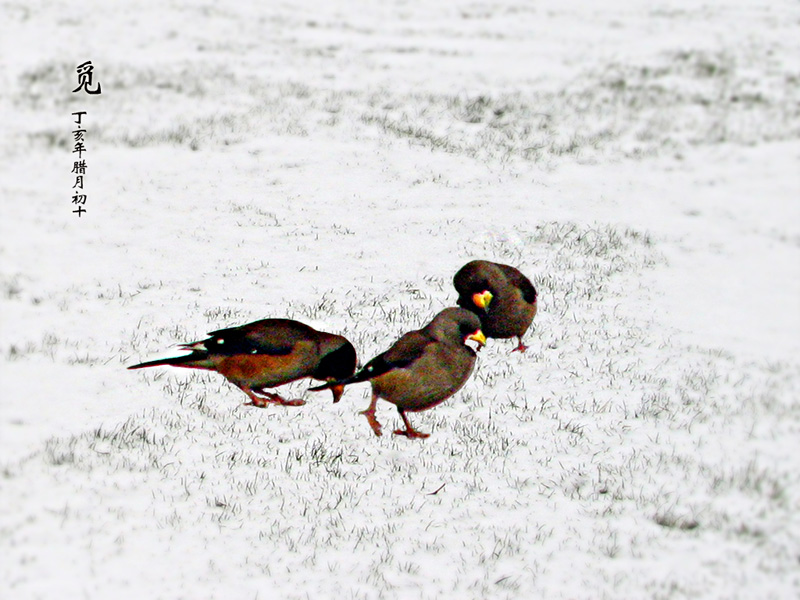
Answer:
[1,1,798,598]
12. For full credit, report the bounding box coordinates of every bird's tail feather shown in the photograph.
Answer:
[308,368,374,392]
[127,351,211,370]
[308,378,345,392]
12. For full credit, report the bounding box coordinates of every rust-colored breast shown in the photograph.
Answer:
[215,350,311,388]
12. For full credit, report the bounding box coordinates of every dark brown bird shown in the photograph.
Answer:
[453,260,537,352]
[310,307,486,438]
[128,319,357,406]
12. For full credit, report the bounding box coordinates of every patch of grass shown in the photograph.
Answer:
[5,212,796,599]
[17,43,797,162]
[359,48,799,163]
[653,508,700,531]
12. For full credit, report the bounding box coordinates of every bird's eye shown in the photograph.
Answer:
[217,339,225,345]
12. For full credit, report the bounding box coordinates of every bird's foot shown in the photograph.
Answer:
[245,390,305,408]
[511,341,528,353]
[393,428,430,439]
[276,398,306,407]
[245,398,306,407]
[360,409,382,436]
[396,410,429,438]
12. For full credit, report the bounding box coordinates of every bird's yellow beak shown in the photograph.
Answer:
[468,329,487,348]
[472,290,493,312]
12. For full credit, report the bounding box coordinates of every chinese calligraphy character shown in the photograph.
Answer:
[72,194,87,218]
[69,73,98,217]
[72,61,101,95]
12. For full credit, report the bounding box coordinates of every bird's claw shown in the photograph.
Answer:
[245,392,305,408]
[393,428,430,439]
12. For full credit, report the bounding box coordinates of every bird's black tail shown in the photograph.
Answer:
[309,357,390,392]
[308,376,351,392]
[127,351,211,370]
[308,370,368,392]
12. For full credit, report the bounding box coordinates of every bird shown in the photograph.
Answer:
[310,307,486,438]
[128,318,357,406]
[453,259,537,352]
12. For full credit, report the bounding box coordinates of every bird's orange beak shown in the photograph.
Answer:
[330,383,346,404]
[472,290,493,312]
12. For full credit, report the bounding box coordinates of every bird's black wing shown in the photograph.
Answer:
[496,263,537,304]
[193,319,302,356]
[309,331,431,390]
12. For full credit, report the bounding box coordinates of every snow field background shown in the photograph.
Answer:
[1,1,799,598]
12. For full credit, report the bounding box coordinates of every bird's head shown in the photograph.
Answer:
[428,308,487,351]
[313,335,358,403]
[456,310,487,351]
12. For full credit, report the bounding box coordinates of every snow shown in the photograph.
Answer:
[1,1,799,599]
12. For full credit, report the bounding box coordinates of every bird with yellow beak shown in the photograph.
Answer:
[454,260,537,352]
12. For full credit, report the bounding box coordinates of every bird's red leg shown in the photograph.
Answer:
[240,386,269,407]
[511,337,528,353]
[241,386,305,407]
[359,393,383,436]
[393,409,430,439]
